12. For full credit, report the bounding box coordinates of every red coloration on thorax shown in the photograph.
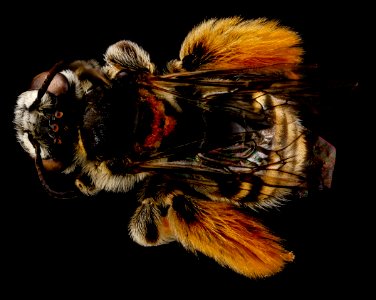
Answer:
[140,90,176,150]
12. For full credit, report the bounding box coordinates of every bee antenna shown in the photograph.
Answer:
[30,134,79,199]
[29,60,67,111]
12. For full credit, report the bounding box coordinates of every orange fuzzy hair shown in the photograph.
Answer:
[169,16,303,71]
[169,200,295,278]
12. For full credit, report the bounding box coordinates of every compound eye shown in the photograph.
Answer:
[42,158,65,172]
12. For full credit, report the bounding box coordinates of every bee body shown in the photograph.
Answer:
[13,17,336,279]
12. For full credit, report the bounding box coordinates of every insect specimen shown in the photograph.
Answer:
[13,17,336,279]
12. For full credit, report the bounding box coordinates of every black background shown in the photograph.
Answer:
[2,2,366,298]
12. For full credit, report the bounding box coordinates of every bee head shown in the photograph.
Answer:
[14,61,83,172]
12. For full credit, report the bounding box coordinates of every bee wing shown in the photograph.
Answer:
[140,64,335,209]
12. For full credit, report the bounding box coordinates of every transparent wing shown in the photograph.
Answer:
[136,64,335,208]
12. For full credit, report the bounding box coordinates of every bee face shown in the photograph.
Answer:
[13,17,336,279]
[14,67,87,171]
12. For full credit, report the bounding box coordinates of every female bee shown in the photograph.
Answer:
[13,17,336,279]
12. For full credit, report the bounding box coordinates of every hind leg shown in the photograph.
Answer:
[128,187,294,279]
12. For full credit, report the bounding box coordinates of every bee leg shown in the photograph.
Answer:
[129,189,294,278]
[129,197,174,246]
[75,177,100,196]
[167,193,294,279]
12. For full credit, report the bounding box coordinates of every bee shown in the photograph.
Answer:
[13,17,336,279]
